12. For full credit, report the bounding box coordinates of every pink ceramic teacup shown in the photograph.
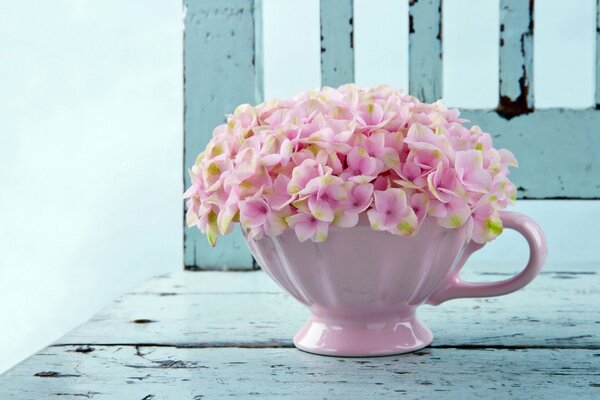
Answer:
[244,210,546,356]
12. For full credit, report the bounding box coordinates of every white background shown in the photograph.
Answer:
[1,0,598,374]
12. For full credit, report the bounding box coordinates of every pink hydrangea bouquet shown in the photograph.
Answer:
[185,84,517,247]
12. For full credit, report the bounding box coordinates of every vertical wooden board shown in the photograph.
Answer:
[408,0,442,103]
[183,0,260,269]
[461,109,600,198]
[596,0,600,107]
[254,0,264,103]
[498,0,534,117]
[320,0,354,87]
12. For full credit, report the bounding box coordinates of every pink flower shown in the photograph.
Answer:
[410,192,430,228]
[184,84,519,245]
[287,159,321,195]
[427,163,462,203]
[367,188,418,236]
[435,197,471,229]
[365,130,400,171]
[455,150,492,193]
[469,203,503,243]
[239,196,292,240]
[343,183,374,214]
[298,172,347,223]
[340,146,381,182]
[264,174,294,210]
[286,212,330,242]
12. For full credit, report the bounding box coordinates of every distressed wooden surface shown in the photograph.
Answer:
[56,268,600,349]
[183,0,260,270]
[320,0,354,87]
[2,267,598,397]
[1,347,598,399]
[461,109,600,199]
[408,0,442,103]
[498,0,534,118]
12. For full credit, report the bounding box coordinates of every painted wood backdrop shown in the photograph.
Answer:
[184,0,600,270]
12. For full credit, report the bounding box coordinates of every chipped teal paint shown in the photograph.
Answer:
[462,109,600,199]
[183,0,261,269]
[320,0,354,87]
[463,0,600,198]
[408,0,442,103]
[498,0,534,115]
[596,0,600,106]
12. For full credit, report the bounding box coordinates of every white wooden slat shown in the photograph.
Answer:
[1,346,597,399]
[596,0,600,106]
[57,269,600,349]
[320,0,354,87]
[408,0,443,103]
[254,0,264,102]
[183,0,261,269]
[498,0,534,117]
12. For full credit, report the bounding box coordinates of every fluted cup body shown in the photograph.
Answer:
[244,216,469,356]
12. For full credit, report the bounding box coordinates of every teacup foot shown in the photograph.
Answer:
[293,313,433,357]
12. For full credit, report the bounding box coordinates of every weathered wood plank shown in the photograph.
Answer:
[57,269,599,349]
[461,109,600,198]
[183,0,261,269]
[408,0,442,103]
[320,0,354,87]
[498,0,534,117]
[1,346,597,399]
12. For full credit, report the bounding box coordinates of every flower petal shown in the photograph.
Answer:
[308,196,335,222]
[333,211,359,228]
[313,221,330,242]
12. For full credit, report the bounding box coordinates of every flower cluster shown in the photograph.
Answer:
[185,84,517,246]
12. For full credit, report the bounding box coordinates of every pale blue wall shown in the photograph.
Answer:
[0,0,183,373]
[0,0,598,374]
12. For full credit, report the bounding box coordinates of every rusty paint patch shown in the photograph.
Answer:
[497,73,532,119]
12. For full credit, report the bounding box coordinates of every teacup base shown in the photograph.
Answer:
[293,312,433,357]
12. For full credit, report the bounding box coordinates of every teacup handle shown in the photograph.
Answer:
[427,211,547,306]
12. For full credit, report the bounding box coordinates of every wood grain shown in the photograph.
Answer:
[3,267,598,397]
[1,346,597,399]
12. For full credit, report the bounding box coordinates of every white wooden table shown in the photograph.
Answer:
[1,265,598,399]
